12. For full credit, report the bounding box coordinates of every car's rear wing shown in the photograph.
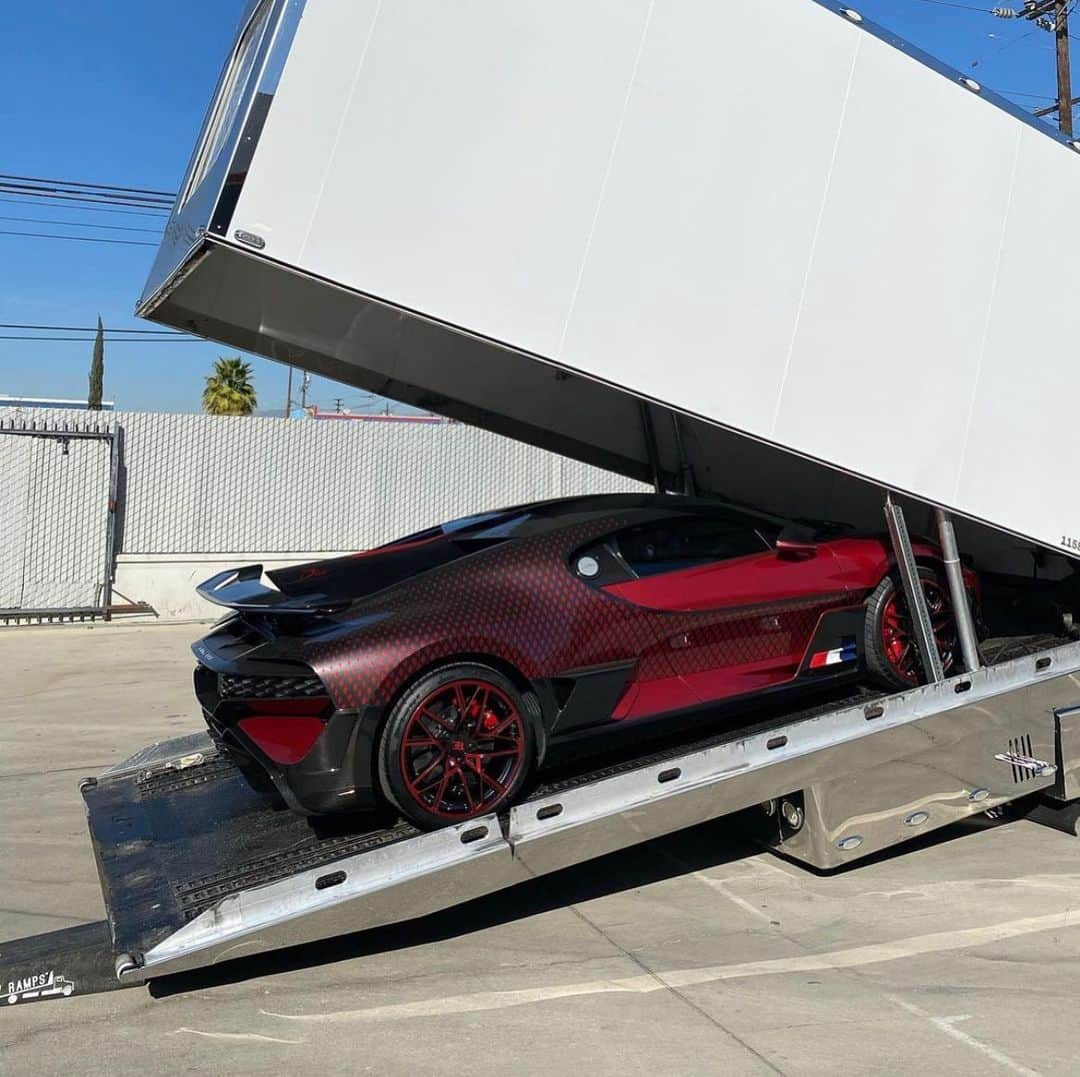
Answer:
[196,565,349,615]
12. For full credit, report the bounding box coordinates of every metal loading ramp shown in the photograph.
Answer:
[140,0,1080,556]
[83,637,1080,982]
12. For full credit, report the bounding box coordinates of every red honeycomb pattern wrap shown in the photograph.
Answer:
[305,516,851,713]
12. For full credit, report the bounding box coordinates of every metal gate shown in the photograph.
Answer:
[0,420,121,622]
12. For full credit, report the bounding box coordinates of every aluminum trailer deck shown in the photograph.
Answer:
[68,633,1079,985]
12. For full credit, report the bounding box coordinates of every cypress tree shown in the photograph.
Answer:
[88,315,104,410]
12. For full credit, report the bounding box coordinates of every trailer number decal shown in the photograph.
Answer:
[5,969,74,1005]
[1062,536,1080,553]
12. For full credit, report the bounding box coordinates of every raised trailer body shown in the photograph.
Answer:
[140,0,1080,559]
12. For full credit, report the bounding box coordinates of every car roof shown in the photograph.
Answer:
[437,493,792,539]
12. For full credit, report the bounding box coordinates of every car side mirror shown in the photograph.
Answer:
[776,525,818,560]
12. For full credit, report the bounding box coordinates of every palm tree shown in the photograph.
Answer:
[202,357,257,415]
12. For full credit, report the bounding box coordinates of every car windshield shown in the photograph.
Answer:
[383,498,791,552]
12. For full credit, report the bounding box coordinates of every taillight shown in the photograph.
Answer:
[236,696,331,764]
[238,714,326,765]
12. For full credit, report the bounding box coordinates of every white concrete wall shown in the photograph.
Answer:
[114,552,353,621]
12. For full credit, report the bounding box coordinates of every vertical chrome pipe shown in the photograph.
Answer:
[884,495,945,684]
[934,507,981,673]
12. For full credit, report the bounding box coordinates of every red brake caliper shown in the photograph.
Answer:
[465,710,500,773]
[883,599,906,665]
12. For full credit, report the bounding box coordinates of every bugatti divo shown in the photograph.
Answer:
[192,494,975,829]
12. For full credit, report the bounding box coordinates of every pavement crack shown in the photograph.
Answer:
[0,908,96,924]
[264,949,626,1000]
[0,763,115,780]
[563,899,788,1076]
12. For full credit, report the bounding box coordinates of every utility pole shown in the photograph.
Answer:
[996,2,1074,136]
[284,366,294,418]
[300,371,311,411]
[1056,0,1074,137]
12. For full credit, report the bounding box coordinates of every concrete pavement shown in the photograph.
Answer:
[1,623,1079,1075]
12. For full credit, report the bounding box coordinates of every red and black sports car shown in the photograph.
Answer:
[193,494,975,829]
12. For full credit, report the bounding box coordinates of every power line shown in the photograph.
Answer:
[0,215,161,234]
[0,335,203,343]
[970,27,1039,69]
[0,229,158,247]
[0,196,168,218]
[906,0,993,12]
[996,87,1057,97]
[0,172,176,199]
[0,188,173,212]
[1034,92,1080,114]
[0,323,186,334]
[0,180,172,204]
[0,178,174,205]
[0,183,172,209]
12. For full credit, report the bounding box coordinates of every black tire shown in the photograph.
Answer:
[864,567,958,691]
[378,662,537,830]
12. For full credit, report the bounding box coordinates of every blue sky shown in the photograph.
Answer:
[0,0,1070,414]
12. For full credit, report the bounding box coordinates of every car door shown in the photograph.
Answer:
[601,513,856,706]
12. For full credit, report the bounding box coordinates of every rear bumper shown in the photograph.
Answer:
[194,663,383,815]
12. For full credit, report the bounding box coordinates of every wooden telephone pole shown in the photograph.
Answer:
[1009,1,1074,137]
[1055,0,1074,137]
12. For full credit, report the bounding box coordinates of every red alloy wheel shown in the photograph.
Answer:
[398,678,527,821]
[881,578,958,684]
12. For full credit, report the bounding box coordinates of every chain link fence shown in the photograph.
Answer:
[0,422,117,618]
[0,408,643,620]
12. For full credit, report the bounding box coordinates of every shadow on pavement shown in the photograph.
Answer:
[0,810,1009,1007]
[148,807,1010,999]
[149,816,759,998]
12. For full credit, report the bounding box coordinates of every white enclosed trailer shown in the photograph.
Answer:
[7,0,1078,1000]
[140,0,1080,559]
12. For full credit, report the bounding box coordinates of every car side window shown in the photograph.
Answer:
[613,516,768,578]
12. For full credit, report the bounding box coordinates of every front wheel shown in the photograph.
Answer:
[864,568,958,690]
[377,663,535,830]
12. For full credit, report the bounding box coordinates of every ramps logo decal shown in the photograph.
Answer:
[6,970,75,1005]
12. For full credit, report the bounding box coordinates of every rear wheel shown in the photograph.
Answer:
[378,663,535,830]
[865,567,958,690]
